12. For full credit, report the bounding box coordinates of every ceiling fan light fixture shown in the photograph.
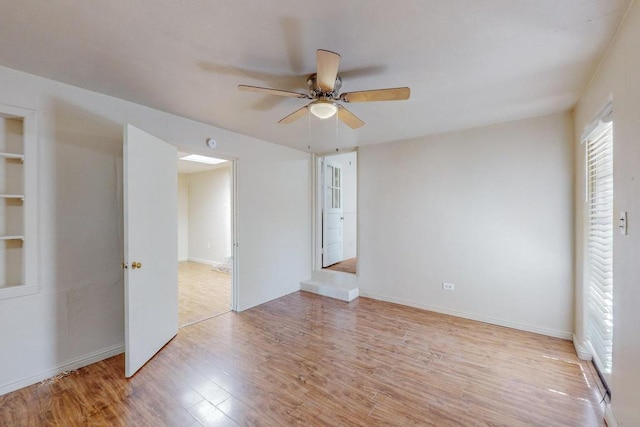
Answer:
[239,49,409,129]
[309,101,338,119]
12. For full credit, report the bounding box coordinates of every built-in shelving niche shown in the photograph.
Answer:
[1,104,37,298]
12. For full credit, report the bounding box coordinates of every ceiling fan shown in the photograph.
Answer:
[238,49,410,129]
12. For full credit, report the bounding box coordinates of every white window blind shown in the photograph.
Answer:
[585,119,614,377]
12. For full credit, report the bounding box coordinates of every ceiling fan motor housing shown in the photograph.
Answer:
[307,73,342,98]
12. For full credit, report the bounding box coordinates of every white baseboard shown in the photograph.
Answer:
[572,334,593,360]
[188,257,231,273]
[359,291,572,340]
[188,256,215,265]
[604,404,618,427]
[0,343,124,396]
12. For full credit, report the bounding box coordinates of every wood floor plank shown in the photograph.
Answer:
[0,292,605,426]
[179,261,231,327]
[324,257,357,274]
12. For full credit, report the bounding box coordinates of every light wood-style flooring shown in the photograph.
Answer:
[325,257,357,274]
[0,292,605,426]
[179,261,231,327]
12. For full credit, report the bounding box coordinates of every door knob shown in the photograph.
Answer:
[132,262,142,269]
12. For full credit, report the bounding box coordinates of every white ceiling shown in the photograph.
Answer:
[0,1,630,152]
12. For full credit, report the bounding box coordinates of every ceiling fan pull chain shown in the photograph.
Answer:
[335,112,340,151]
[307,107,312,151]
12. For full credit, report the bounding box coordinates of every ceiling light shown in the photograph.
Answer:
[309,101,338,119]
[180,154,227,165]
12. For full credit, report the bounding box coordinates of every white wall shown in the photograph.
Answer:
[177,174,189,262]
[0,65,311,395]
[326,151,357,260]
[187,166,231,267]
[358,112,574,338]
[573,2,640,425]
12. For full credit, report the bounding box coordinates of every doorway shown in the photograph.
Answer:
[317,151,357,274]
[177,152,233,327]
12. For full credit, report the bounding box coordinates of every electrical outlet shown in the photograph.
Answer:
[442,282,455,291]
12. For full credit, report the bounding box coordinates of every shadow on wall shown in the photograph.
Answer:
[48,98,125,366]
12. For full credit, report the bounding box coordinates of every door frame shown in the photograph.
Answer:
[312,149,357,273]
[175,148,239,312]
[230,159,239,311]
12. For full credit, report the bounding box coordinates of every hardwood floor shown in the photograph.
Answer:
[0,292,605,426]
[179,261,231,327]
[325,257,357,274]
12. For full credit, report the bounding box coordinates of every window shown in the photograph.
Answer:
[327,164,342,209]
[584,113,614,382]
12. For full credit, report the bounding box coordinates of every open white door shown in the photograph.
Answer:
[124,124,178,377]
[322,159,344,267]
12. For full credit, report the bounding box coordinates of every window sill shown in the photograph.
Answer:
[0,284,39,300]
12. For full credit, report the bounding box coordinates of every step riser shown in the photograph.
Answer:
[311,269,358,286]
[300,280,359,302]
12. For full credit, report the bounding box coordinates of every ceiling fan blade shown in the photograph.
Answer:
[339,65,387,80]
[341,87,410,103]
[238,85,309,99]
[338,105,365,129]
[316,49,341,92]
[278,105,309,124]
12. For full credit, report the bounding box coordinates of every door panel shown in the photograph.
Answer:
[124,124,178,377]
[322,160,343,267]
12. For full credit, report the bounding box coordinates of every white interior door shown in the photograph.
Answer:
[322,160,344,267]
[124,124,178,377]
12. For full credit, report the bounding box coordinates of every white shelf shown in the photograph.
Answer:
[0,235,24,241]
[0,105,36,297]
[0,152,24,161]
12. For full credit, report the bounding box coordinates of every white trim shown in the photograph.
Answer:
[0,284,38,300]
[313,155,323,270]
[604,404,619,427]
[360,291,573,340]
[187,256,214,264]
[309,154,317,272]
[230,159,239,312]
[572,334,593,360]
[580,100,613,141]
[188,256,216,265]
[0,343,124,396]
